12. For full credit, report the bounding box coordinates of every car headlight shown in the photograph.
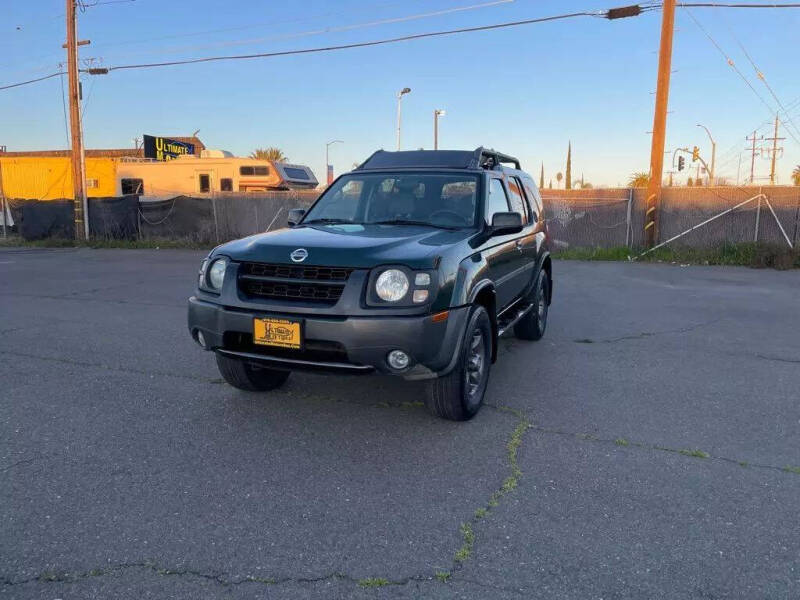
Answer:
[375,269,409,302]
[207,258,228,291]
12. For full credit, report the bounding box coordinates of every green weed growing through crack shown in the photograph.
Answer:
[679,448,710,459]
[454,523,475,562]
[358,577,389,588]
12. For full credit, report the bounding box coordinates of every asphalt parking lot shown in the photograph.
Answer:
[2,248,799,599]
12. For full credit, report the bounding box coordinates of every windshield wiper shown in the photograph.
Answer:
[373,219,459,230]
[303,218,358,225]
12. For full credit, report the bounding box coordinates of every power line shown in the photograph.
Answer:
[93,0,516,58]
[0,71,64,91]
[713,8,800,145]
[101,10,632,73]
[681,7,778,117]
[677,2,800,7]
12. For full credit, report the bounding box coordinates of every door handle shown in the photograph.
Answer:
[515,239,524,251]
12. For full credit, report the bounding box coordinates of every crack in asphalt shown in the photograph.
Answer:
[530,425,799,475]
[755,353,800,365]
[1,400,535,595]
[572,318,722,344]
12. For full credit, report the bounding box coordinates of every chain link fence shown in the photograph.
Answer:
[4,187,799,251]
[543,186,800,250]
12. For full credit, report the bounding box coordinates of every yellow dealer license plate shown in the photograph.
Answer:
[253,317,302,349]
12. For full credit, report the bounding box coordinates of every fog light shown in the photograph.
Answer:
[196,330,207,349]
[387,350,410,370]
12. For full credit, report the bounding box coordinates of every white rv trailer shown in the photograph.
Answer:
[115,151,318,200]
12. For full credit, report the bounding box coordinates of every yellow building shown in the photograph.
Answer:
[0,156,117,201]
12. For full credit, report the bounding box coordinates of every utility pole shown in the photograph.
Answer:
[746,130,763,184]
[765,116,784,186]
[644,0,675,247]
[65,0,89,239]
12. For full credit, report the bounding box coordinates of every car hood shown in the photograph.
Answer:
[215,224,473,269]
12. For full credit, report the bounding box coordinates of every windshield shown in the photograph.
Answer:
[303,172,480,229]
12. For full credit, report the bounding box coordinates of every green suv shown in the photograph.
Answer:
[188,147,552,420]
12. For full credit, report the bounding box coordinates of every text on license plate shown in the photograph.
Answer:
[253,317,302,349]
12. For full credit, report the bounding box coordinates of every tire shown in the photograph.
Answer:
[215,353,290,392]
[514,269,549,341]
[425,304,492,421]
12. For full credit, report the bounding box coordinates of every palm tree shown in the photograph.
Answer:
[628,172,650,188]
[249,147,289,162]
[793,164,800,186]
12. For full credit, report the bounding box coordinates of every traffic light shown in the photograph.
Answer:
[678,155,685,171]
[692,146,700,162]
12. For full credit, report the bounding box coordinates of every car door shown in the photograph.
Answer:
[482,177,527,309]
[520,176,548,267]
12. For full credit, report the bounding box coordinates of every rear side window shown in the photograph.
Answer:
[487,179,510,221]
[283,167,309,180]
[506,177,528,224]
[523,179,543,216]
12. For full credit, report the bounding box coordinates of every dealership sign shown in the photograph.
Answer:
[143,135,195,161]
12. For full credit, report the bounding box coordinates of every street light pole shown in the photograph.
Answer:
[696,123,716,185]
[433,109,446,150]
[325,139,343,185]
[396,87,411,151]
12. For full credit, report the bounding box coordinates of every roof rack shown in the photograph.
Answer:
[471,147,521,171]
[355,147,521,171]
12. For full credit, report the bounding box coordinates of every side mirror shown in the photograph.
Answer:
[489,211,523,236]
[287,208,306,227]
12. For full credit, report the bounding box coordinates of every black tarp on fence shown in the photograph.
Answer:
[12,196,139,240]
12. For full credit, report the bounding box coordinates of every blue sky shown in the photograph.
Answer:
[2,0,798,186]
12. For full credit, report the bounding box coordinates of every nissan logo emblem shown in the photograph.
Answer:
[290,248,308,263]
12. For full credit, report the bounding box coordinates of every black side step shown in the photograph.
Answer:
[496,302,534,337]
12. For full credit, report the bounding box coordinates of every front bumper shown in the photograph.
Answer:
[187,297,469,380]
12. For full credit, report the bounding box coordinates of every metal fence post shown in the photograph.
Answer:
[0,159,7,238]
[211,194,220,244]
[625,188,633,248]
[753,187,762,243]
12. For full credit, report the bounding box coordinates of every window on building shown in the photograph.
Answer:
[121,178,144,195]
[199,174,211,193]
[506,177,528,224]
[220,178,233,192]
[86,178,99,189]
[487,178,510,221]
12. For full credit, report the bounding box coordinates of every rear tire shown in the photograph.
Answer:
[425,304,492,421]
[215,353,290,391]
[514,269,549,341]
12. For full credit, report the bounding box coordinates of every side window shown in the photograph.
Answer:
[523,179,543,216]
[121,178,143,195]
[220,178,233,192]
[506,177,528,224]
[487,178,510,221]
[198,174,211,193]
